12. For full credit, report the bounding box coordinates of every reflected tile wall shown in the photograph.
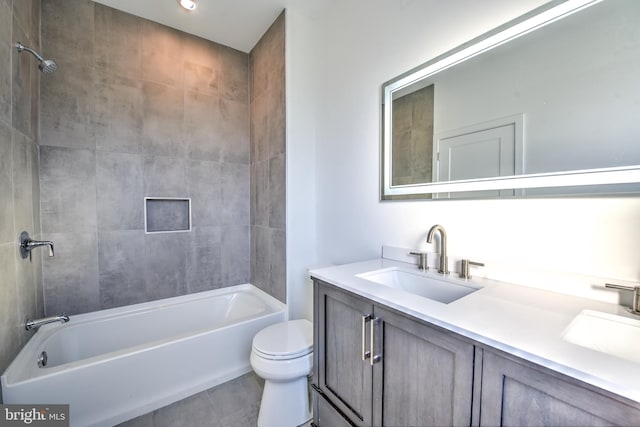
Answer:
[0,0,43,376]
[250,12,286,303]
[39,0,251,316]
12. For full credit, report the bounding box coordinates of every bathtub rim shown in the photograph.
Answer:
[2,283,286,388]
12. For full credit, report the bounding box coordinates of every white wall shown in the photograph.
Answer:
[286,0,640,319]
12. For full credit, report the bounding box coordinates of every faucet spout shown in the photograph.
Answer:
[19,231,54,259]
[25,314,69,331]
[427,224,448,274]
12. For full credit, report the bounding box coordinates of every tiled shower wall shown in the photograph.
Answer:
[250,13,286,303]
[0,0,44,375]
[39,0,251,315]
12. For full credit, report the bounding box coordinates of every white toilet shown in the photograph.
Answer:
[250,319,313,427]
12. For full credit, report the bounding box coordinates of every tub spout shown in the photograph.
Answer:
[25,314,69,331]
[19,231,54,260]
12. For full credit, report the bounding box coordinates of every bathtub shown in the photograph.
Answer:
[1,284,286,427]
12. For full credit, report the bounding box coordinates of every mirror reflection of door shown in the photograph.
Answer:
[435,116,523,199]
[391,84,434,186]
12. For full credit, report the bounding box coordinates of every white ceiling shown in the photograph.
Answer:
[92,0,299,53]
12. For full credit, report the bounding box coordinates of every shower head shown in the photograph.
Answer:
[15,42,58,73]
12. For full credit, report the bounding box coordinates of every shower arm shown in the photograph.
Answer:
[16,42,45,62]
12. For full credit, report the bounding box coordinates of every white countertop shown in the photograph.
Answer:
[309,258,640,403]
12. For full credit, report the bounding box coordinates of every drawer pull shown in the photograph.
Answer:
[362,314,372,360]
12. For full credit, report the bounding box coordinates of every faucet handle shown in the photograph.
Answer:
[409,251,428,271]
[460,259,484,280]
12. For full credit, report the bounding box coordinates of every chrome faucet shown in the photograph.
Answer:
[25,314,69,331]
[427,224,448,274]
[19,231,54,260]
[605,283,640,315]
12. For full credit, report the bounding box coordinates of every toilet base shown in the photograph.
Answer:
[257,376,311,427]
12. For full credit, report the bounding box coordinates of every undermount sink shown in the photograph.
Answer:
[562,310,640,364]
[356,267,481,304]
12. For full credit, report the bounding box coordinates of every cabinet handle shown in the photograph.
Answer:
[362,314,372,361]
[370,317,381,366]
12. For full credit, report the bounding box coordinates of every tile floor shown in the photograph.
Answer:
[117,372,264,427]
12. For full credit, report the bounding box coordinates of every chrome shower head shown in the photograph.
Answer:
[16,42,57,73]
[39,59,58,74]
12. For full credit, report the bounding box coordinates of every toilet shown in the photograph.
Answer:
[250,319,313,427]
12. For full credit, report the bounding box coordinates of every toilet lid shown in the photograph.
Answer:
[252,319,313,360]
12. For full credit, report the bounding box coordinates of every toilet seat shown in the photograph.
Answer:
[252,319,313,361]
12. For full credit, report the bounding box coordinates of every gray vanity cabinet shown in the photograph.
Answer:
[480,350,640,427]
[313,279,475,427]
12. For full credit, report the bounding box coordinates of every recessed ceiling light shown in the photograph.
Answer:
[179,0,197,11]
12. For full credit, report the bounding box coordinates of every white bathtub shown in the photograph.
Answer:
[1,284,286,427]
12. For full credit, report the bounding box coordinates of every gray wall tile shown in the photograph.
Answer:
[36,3,260,317]
[269,228,286,303]
[41,0,94,67]
[219,46,248,103]
[40,1,95,149]
[268,82,286,158]
[183,35,219,95]
[40,62,95,149]
[187,226,222,292]
[40,146,97,233]
[95,4,142,80]
[12,130,34,235]
[95,72,143,154]
[185,90,222,161]
[0,0,43,376]
[142,82,185,157]
[12,17,33,139]
[187,160,221,227]
[97,151,144,231]
[251,93,269,163]
[0,244,20,371]
[220,99,249,164]
[253,160,269,227]
[221,162,249,226]
[98,230,146,309]
[0,1,12,125]
[269,154,285,229]
[249,13,286,303]
[221,226,250,284]
[144,232,188,300]
[142,21,183,88]
[30,139,40,237]
[43,232,100,316]
[0,121,13,244]
[144,155,187,197]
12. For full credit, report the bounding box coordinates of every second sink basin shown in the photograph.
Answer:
[356,267,481,304]
[562,310,640,364]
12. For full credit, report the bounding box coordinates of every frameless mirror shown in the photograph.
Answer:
[381,0,640,200]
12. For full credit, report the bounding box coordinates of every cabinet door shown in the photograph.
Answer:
[481,350,640,427]
[373,305,475,427]
[313,387,356,427]
[315,281,374,426]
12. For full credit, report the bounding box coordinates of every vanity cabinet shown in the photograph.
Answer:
[480,350,640,427]
[312,279,475,427]
[312,277,640,427]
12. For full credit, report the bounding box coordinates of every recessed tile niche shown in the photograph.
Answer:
[144,197,192,233]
